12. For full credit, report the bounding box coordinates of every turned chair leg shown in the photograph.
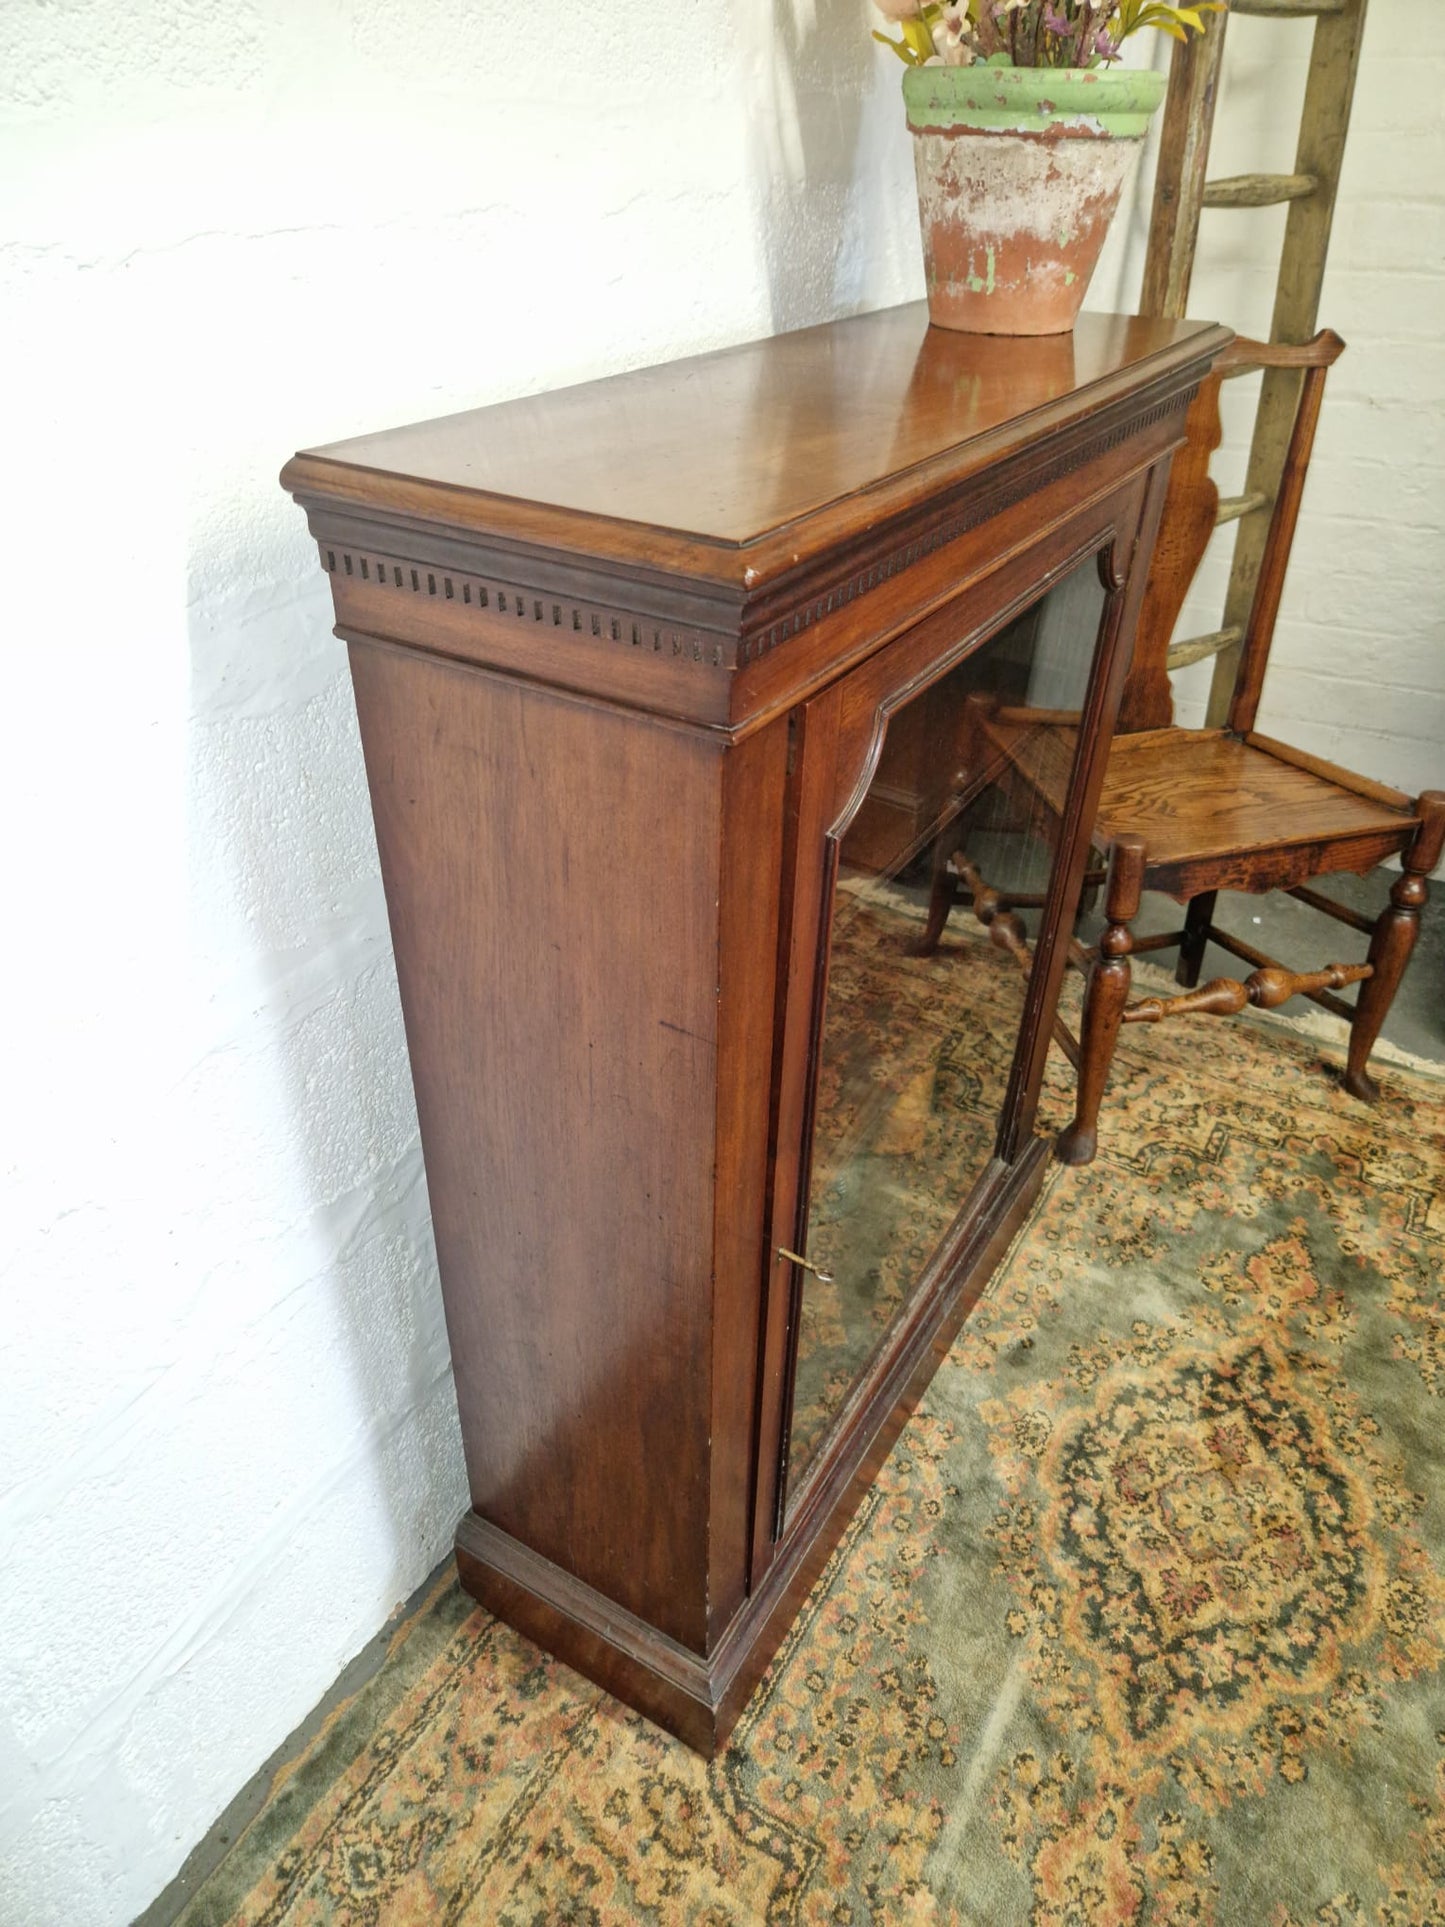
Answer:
[909,838,960,957]
[1176,890,1217,988]
[1056,836,1147,1167]
[1343,791,1445,1103]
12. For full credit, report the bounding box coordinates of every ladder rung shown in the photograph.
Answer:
[1216,491,1270,527]
[1167,626,1244,672]
[1203,173,1318,210]
[1230,0,1346,16]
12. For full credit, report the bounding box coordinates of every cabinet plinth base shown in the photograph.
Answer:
[455,1134,1052,1756]
[455,1513,726,1754]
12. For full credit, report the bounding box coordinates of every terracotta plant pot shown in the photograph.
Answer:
[903,62,1167,335]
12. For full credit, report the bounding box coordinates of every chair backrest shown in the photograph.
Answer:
[1117,329,1346,735]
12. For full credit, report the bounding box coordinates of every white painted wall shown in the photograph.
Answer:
[0,4,1436,1924]
[1162,0,1445,812]
[0,6,923,1923]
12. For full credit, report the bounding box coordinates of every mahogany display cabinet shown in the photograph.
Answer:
[282,304,1229,1754]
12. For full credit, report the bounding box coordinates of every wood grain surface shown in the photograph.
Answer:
[1099,729,1412,867]
[283,307,1227,588]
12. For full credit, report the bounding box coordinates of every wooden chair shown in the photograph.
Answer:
[915,332,1444,1164]
[1055,330,1445,1162]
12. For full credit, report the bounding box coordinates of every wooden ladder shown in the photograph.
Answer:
[1139,0,1370,721]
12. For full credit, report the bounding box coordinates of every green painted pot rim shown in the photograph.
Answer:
[903,62,1167,139]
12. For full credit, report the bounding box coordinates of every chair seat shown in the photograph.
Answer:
[1096,729,1414,869]
[974,717,1417,897]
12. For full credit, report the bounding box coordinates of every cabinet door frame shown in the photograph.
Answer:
[749,468,1169,1588]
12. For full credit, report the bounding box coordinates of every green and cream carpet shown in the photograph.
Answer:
[177,926,1445,1925]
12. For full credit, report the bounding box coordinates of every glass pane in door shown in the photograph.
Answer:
[785,555,1108,1500]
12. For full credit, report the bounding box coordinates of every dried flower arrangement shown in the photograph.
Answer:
[873,0,1222,70]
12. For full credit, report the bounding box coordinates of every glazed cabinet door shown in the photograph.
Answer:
[752,494,1154,1581]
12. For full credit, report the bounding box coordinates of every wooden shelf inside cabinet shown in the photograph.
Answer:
[282,303,1231,1755]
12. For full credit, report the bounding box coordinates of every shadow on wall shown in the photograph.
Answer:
[183,548,467,1636]
[741,0,925,333]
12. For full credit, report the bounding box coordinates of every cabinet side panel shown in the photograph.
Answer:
[347,641,721,1649]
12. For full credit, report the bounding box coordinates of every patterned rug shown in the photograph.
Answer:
[178,947,1445,1925]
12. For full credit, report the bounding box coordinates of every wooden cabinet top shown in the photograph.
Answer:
[282,305,1227,592]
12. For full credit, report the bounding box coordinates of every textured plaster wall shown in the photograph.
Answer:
[1163,0,1445,814]
[0,5,932,1923]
